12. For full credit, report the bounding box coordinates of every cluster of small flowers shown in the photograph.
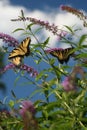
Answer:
[61,5,84,17]
[0,63,15,73]
[0,33,19,47]
[19,100,36,117]
[19,100,38,130]
[0,63,38,77]
[11,17,67,39]
[20,64,38,77]
[45,47,63,53]
[0,100,38,130]
[62,76,77,92]
[29,17,59,35]
[62,66,85,92]
[61,5,87,27]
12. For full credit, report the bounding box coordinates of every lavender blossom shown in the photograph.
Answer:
[11,16,67,39]
[62,76,77,92]
[45,48,64,53]
[0,33,19,47]
[62,66,85,92]
[0,63,38,77]
[20,64,38,77]
[61,5,84,17]
[19,100,36,117]
[19,100,38,130]
[0,63,15,73]
[61,5,87,27]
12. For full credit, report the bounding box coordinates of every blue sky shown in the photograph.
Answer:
[10,0,87,11]
[0,0,87,102]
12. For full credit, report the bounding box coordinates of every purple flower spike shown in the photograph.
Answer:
[0,63,38,77]
[11,17,67,39]
[62,76,77,92]
[19,100,38,130]
[0,33,19,47]
[19,100,36,117]
[45,48,63,53]
[61,5,84,17]
[0,63,16,73]
[20,64,38,77]
[60,5,87,27]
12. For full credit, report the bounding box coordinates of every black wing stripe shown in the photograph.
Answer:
[8,37,31,59]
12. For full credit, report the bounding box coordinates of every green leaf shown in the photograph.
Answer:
[35,71,44,81]
[14,76,20,86]
[76,53,87,59]
[29,88,43,99]
[34,59,42,64]
[34,27,43,34]
[11,90,17,99]
[64,25,74,33]
[35,70,48,81]
[83,127,87,130]
[49,58,55,65]
[26,23,35,30]
[12,28,25,33]
[43,37,50,46]
[9,100,15,107]
[45,101,62,110]
[78,34,87,45]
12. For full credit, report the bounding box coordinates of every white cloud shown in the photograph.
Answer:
[0,0,85,47]
[0,0,24,34]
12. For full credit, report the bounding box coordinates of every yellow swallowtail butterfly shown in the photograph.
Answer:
[47,47,74,64]
[8,37,31,66]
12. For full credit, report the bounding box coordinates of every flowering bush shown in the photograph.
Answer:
[0,5,87,130]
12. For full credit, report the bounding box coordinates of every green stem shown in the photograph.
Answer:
[54,91,74,115]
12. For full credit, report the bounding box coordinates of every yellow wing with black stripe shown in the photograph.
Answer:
[50,47,74,64]
[8,37,31,66]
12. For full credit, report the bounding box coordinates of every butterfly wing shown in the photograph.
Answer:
[8,37,31,65]
[62,48,73,63]
[50,47,74,64]
[8,37,31,59]
[50,49,64,63]
[11,57,22,66]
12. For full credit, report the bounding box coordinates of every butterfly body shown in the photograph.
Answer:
[8,37,31,66]
[49,47,74,64]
